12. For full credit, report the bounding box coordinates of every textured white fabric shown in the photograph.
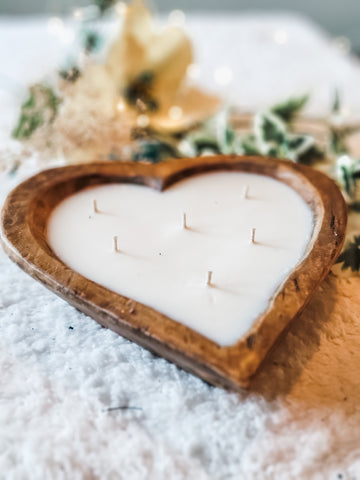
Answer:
[1,14,360,480]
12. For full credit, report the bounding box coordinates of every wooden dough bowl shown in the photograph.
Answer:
[0,155,347,390]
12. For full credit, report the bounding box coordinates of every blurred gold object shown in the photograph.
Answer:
[105,0,221,131]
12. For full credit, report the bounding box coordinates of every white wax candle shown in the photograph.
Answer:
[47,171,313,346]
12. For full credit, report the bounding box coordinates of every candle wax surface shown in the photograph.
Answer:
[47,171,314,346]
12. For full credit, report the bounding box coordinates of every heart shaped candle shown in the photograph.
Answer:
[0,156,347,389]
[48,171,313,346]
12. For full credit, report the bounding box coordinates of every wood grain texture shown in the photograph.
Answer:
[0,155,347,390]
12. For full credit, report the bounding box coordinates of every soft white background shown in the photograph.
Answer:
[1,0,360,52]
[1,13,360,480]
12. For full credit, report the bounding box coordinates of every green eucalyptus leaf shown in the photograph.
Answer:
[350,201,360,212]
[93,0,116,14]
[297,144,324,165]
[330,128,349,156]
[12,84,61,140]
[270,94,309,123]
[332,89,341,114]
[336,235,360,272]
[132,140,179,163]
[335,155,360,198]
[82,29,102,54]
[240,135,261,155]
[255,111,286,145]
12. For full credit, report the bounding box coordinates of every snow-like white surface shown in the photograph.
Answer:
[1,13,360,479]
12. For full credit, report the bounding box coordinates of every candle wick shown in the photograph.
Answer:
[113,235,121,253]
[250,227,256,244]
[206,270,213,287]
[242,185,249,200]
[183,212,187,230]
[93,199,99,214]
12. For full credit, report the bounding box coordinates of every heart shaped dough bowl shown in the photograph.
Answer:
[0,156,347,390]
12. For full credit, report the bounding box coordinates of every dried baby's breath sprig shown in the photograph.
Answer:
[0,147,33,175]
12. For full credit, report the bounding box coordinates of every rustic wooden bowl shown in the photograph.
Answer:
[0,155,347,390]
